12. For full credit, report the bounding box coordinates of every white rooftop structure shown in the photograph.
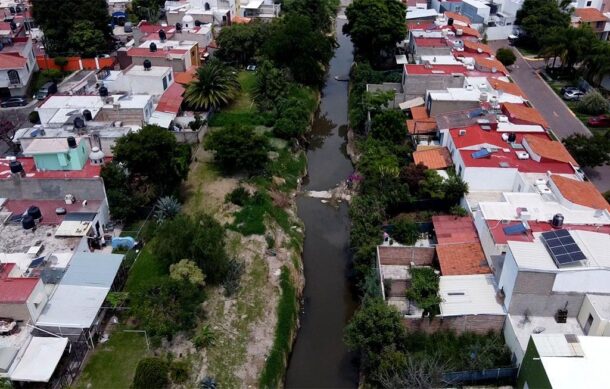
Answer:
[530,334,610,389]
[496,122,546,133]
[22,137,82,155]
[9,337,68,383]
[406,8,439,20]
[463,0,490,9]
[138,39,197,51]
[439,274,505,316]
[420,55,463,65]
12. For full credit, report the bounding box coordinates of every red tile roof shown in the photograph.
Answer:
[413,147,453,169]
[411,106,429,120]
[551,175,610,211]
[575,8,609,23]
[487,78,527,98]
[407,119,437,134]
[444,11,471,25]
[502,103,549,128]
[463,40,494,55]
[414,37,449,47]
[0,264,39,303]
[156,82,184,114]
[0,53,26,69]
[523,135,578,166]
[232,16,252,24]
[432,215,480,244]
[174,66,197,85]
[0,157,107,180]
[474,57,508,75]
[436,242,491,275]
[452,25,480,38]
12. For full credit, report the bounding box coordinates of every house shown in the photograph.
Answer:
[0,263,47,323]
[573,8,610,40]
[238,0,280,19]
[135,21,213,49]
[517,334,610,389]
[165,0,236,26]
[412,147,453,169]
[124,38,200,72]
[102,64,175,96]
[0,37,37,97]
[22,137,90,172]
[460,0,490,24]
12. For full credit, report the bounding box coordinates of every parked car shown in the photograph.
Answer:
[0,96,27,107]
[563,90,585,101]
[560,86,580,95]
[36,82,57,100]
[588,114,610,127]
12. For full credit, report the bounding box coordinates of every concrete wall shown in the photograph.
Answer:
[403,74,465,99]
[26,280,48,322]
[577,295,608,336]
[428,99,480,117]
[172,128,205,144]
[474,210,505,267]
[0,178,107,201]
[486,25,517,41]
[503,316,524,364]
[554,269,610,294]
[498,249,519,307]
[463,167,518,191]
[403,314,505,334]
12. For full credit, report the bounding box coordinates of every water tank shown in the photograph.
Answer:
[195,20,202,27]
[9,160,23,174]
[124,22,133,33]
[158,29,166,42]
[448,17,454,26]
[149,42,157,52]
[27,206,42,220]
[22,215,35,230]
[10,21,16,30]
[73,117,85,129]
[99,85,108,97]
[83,109,92,121]
[55,207,66,215]
[552,214,564,228]
[143,59,152,70]
[501,133,509,142]
[67,136,77,148]
[508,133,517,143]
[89,146,105,165]
[175,22,182,32]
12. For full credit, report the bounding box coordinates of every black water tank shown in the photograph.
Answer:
[9,160,23,174]
[143,59,152,70]
[22,215,35,230]
[175,22,182,32]
[73,117,85,129]
[83,109,92,121]
[508,133,517,143]
[448,18,454,26]
[195,20,202,27]
[149,42,157,52]
[67,136,77,148]
[10,21,16,30]
[158,29,166,41]
[27,206,42,220]
[99,85,108,97]
[552,213,564,228]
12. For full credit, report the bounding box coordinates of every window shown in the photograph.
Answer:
[7,70,20,85]
[162,76,168,90]
[597,21,605,28]
[458,165,463,177]
[205,2,211,10]
[587,0,592,6]
[584,314,594,335]
[168,72,172,82]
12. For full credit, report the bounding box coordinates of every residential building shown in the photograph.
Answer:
[165,0,236,26]
[124,38,200,72]
[461,0,490,23]
[22,137,90,172]
[0,37,37,97]
[102,64,175,96]
[238,0,280,19]
[573,8,610,39]
[135,21,213,49]
[412,147,453,170]
[0,263,47,323]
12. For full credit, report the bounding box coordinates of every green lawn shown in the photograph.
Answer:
[74,331,150,389]
[124,245,166,293]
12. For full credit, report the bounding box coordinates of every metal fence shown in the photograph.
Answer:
[442,367,518,385]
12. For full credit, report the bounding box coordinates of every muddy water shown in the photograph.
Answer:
[284,15,359,389]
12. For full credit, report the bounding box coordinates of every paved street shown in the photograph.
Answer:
[489,40,610,192]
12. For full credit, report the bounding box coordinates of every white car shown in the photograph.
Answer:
[563,90,585,101]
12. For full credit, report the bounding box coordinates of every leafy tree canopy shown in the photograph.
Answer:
[577,90,609,115]
[406,267,442,317]
[371,109,407,144]
[132,357,169,389]
[216,21,271,66]
[495,47,516,66]
[170,259,206,286]
[516,0,570,49]
[391,217,419,245]
[204,124,270,172]
[563,133,610,167]
[253,60,290,112]
[185,59,240,111]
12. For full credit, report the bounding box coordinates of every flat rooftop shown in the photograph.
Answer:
[439,274,505,316]
[0,157,104,180]
[125,64,171,77]
[0,223,82,255]
[508,314,583,357]
[14,124,136,141]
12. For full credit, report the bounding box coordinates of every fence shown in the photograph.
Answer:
[442,367,518,385]
[37,55,117,71]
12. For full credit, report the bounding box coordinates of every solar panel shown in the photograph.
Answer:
[541,230,587,266]
[471,148,491,159]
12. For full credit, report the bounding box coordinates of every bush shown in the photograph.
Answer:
[450,205,468,216]
[28,111,40,124]
[193,324,216,350]
[132,358,169,389]
[406,267,441,317]
[53,56,68,70]
[370,109,407,144]
[391,218,419,245]
[495,47,516,66]
[225,187,251,206]
[577,90,609,115]
[222,258,244,296]
[204,124,270,173]
[169,360,191,384]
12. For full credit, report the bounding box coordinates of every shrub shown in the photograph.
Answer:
[28,111,40,124]
[132,358,169,389]
[391,218,419,245]
[406,267,441,317]
[450,205,468,217]
[204,124,270,173]
[169,360,191,384]
[53,56,68,70]
[495,47,516,66]
[193,324,216,350]
[370,109,406,144]
[577,90,609,115]
[222,258,244,297]
[225,187,251,206]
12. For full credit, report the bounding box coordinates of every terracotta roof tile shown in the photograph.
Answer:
[474,57,508,75]
[432,215,480,244]
[523,135,578,166]
[575,8,609,23]
[551,175,610,211]
[411,106,429,120]
[444,11,471,25]
[0,53,26,69]
[502,103,549,128]
[453,25,480,38]
[436,242,491,276]
[463,40,493,55]
[407,119,437,134]
[487,78,527,98]
[413,147,453,169]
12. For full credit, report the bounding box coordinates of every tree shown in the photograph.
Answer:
[563,133,610,167]
[274,97,310,139]
[577,90,609,115]
[154,196,181,224]
[132,358,169,389]
[376,354,447,389]
[131,278,204,336]
[28,111,41,124]
[516,0,570,49]
[400,163,427,193]
[185,59,240,111]
[204,124,269,172]
[344,0,407,63]
[215,21,271,66]
[253,60,289,112]
[32,0,110,56]
[419,169,445,199]
[391,218,419,245]
[371,109,406,143]
[443,175,469,205]
[67,21,107,57]
[170,259,206,286]
[582,39,610,84]
[131,0,164,22]
[263,14,335,86]
[53,56,68,72]
[406,267,442,317]
[495,47,516,66]
[112,125,191,202]
[283,0,337,32]
[101,162,139,222]
[153,214,229,284]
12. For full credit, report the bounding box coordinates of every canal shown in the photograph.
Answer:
[284,10,359,389]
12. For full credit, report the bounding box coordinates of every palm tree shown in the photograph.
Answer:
[583,40,610,84]
[184,58,240,111]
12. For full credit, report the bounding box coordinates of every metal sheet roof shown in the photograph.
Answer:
[439,274,505,316]
[10,337,68,382]
[60,252,123,288]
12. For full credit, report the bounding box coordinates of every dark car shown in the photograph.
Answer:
[0,96,27,108]
[588,114,610,127]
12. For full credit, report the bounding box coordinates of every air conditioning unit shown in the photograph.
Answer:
[65,194,76,204]
[516,151,530,160]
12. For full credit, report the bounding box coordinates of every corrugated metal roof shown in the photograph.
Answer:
[60,252,123,288]
[439,274,505,316]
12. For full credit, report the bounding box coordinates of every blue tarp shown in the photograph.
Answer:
[111,236,136,250]
[503,223,527,235]
[471,148,491,159]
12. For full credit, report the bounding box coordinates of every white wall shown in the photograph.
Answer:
[498,249,519,308]
[577,295,607,336]
[463,167,518,191]
[554,269,610,294]
[474,211,505,268]
[26,280,48,322]
[503,316,525,364]
[486,25,517,40]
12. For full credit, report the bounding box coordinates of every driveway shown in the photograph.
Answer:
[489,40,610,192]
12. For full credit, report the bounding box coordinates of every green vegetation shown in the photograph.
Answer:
[215,21,271,66]
[124,246,166,293]
[405,267,441,317]
[259,267,298,388]
[496,47,516,66]
[577,90,609,115]
[184,58,241,111]
[204,124,270,173]
[75,331,150,389]
[132,357,169,389]
[390,217,419,245]
[230,191,291,236]
[563,133,610,167]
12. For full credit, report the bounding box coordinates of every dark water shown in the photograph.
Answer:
[284,16,359,389]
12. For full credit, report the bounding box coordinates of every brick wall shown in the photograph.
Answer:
[403,314,505,334]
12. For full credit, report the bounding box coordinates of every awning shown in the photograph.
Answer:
[10,337,68,382]
[399,97,425,110]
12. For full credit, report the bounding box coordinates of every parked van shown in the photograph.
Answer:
[36,82,57,100]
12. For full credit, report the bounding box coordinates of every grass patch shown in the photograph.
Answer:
[74,330,150,389]
[259,267,298,388]
[230,191,291,236]
[124,245,166,293]
[266,149,307,192]
[182,155,222,214]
